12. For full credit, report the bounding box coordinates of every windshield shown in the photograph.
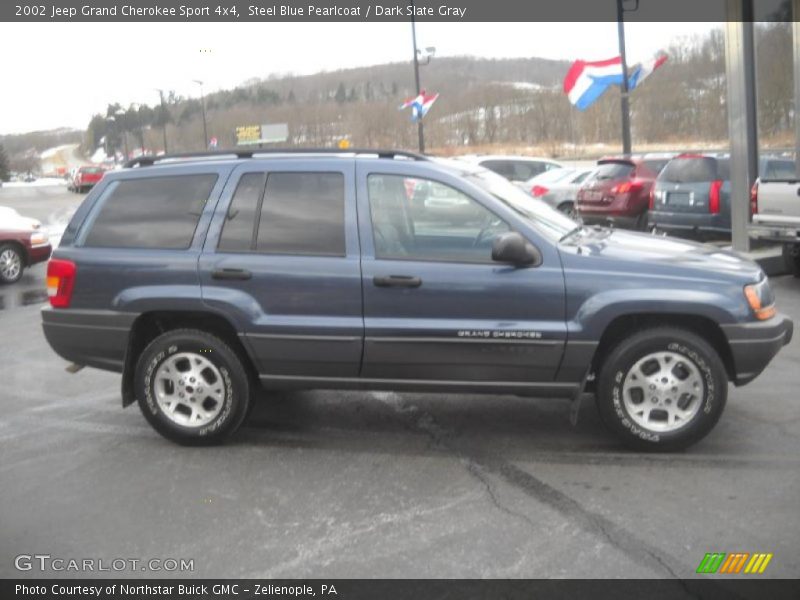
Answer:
[465,168,577,241]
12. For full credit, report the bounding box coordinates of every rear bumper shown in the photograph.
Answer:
[722,314,793,386]
[27,243,52,266]
[648,210,730,234]
[41,307,134,373]
[749,224,800,244]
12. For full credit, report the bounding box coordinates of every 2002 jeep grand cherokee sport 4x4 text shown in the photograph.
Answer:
[41,149,793,450]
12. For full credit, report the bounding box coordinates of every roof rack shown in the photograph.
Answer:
[124,148,430,168]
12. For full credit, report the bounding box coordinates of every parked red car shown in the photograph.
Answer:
[69,166,105,193]
[576,154,673,230]
[0,207,52,284]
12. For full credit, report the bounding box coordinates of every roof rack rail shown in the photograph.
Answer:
[124,148,429,168]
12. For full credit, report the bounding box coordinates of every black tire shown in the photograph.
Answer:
[135,329,251,445]
[634,210,649,231]
[783,243,800,278]
[0,243,25,284]
[596,327,728,451]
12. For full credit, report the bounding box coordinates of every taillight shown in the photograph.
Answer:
[611,181,642,194]
[531,185,549,197]
[47,258,77,308]
[709,179,723,214]
[750,180,759,215]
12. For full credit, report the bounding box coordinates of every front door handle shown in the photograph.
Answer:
[373,275,422,288]
[211,268,252,281]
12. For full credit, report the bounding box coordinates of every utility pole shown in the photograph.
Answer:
[155,89,168,154]
[616,0,632,155]
[410,0,424,154]
[193,79,209,149]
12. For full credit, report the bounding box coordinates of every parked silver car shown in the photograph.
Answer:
[520,168,595,217]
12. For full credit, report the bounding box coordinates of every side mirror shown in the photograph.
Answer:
[491,232,542,267]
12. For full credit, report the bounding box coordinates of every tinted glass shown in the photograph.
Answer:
[642,159,670,175]
[256,172,345,256]
[594,162,634,180]
[218,173,265,252]
[480,160,514,179]
[659,158,722,183]
[763,159,797,180]
[82,167,104,174]
[84,174,217,249]
[369,174,510,263]
[511,161,544,181]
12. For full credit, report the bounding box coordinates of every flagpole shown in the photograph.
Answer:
[410,0,425,153]
[616,0,632,155]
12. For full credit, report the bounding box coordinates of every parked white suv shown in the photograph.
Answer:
[457,154,564,184]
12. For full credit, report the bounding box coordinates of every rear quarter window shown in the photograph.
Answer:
[82,174,218,249]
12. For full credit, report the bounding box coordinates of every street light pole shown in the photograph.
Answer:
[410,0,424,153]
[616,0,632,155]
[155,89,168,154]
[193,79,209,150]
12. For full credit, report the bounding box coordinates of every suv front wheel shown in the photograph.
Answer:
[135,329,251,445]
[596,327,727,451]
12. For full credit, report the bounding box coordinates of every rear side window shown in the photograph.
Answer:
[256,172,345,256]
[83,174,217,249]
[594,162,634,180]
[480,160,514,179]
[659,158,723,183]
[218,173,265,252]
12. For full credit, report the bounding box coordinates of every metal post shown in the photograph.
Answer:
[194,80,208,149]
[616,0,632,155]
[156,89,168,154]
[724,0,758,252]
[794,0,800,177]
[410,0,424,154]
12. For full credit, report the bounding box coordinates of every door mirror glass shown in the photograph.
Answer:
[491,232,541,267]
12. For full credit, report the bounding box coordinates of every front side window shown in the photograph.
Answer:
[83,174,217,249]
[368,174,510,263]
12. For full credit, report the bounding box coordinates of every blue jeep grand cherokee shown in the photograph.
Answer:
[42,150,793,450]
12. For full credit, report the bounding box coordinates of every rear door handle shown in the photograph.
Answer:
[373,275,422,288]
[211,268,252,281]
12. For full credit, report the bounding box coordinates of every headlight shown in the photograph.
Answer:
[744,278,776,321]
[30,231,49,246]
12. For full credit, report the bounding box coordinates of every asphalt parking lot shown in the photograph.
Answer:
[1,185,799,580]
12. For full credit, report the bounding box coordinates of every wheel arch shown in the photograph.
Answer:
[121,310,258,407]
[590,313,736,384]
[0,239,30,267]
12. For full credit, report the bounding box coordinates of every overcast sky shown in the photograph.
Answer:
[0,21,718,135]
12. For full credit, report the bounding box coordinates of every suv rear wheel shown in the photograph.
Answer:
[135,329,251,445]
[596,327,727,451]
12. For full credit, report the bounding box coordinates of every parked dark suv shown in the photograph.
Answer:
[42,150,793,450]
[650,153,796,238]
[576,154,672,230]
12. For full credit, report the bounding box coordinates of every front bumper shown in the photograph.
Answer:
[722,313,794,386]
